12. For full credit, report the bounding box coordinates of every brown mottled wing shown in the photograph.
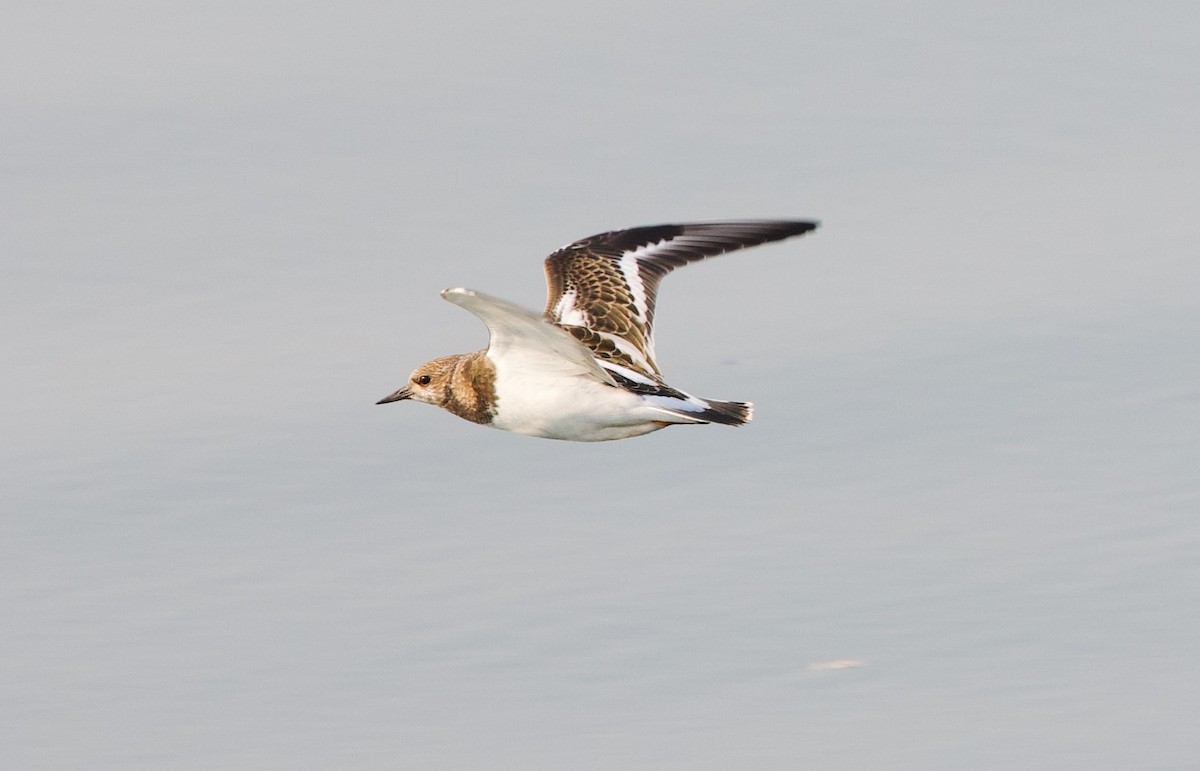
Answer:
[542,220,819,381]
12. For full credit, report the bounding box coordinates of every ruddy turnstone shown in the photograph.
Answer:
[377,220,818,441]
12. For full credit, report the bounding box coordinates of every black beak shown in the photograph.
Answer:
[376,386,413,405]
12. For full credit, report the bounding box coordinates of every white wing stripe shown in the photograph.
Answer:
[553,289,587,327]
[597,360,659,387]
[598,331,656,374]
[618,250,651,324]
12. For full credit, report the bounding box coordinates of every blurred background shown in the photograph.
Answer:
[2,2,1198,768]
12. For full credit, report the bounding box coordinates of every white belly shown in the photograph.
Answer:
[488,370,671,441]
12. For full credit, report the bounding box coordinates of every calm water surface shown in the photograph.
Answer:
[3,3,1198,768]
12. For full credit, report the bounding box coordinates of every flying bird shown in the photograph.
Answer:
[377,220,819,441]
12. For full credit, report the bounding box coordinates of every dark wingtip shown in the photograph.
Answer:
[685,218,819,247]
[766,219,819,236]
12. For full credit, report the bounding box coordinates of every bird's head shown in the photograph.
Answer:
[376,355,461,408]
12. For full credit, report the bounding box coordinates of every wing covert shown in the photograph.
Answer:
[542,220,818,379]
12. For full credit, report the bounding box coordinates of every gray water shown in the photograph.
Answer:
[3,2,1198,768]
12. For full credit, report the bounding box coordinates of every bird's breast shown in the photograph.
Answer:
[488,368,664,441]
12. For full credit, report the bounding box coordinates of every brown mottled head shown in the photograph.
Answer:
[376,351,497,425]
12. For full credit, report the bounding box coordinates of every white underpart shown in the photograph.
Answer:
[489,357,711,439]
[489,357,673,440]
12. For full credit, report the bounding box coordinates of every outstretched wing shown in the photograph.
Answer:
[441,287,616,384]
[542,220,818,381]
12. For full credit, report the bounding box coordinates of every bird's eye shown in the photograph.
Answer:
[415,374,432,386]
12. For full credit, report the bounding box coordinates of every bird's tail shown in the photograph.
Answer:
[693,398,753,426]
[647,396,753,427]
